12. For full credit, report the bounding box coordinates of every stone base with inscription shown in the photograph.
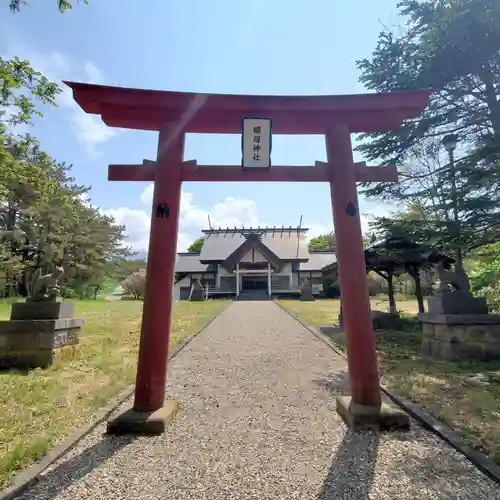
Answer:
[0,302,84,369]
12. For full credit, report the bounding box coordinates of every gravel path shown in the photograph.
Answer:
[104,285,124,301]
[16,301,500,499]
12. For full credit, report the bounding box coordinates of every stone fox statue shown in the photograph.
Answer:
[435,261,470,295]
[26,266,65,302]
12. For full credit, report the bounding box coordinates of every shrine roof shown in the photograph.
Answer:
[198,228,310,262]
[64,81,432,134]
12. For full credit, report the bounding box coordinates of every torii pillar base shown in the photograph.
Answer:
[336,395,410,431]
[106,399,180,436]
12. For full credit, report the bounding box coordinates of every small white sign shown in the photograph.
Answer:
[242,117,272,168]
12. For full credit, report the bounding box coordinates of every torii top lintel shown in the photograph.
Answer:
[63,81,432,135]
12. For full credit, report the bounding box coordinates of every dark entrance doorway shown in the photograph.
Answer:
[242,276,267,291]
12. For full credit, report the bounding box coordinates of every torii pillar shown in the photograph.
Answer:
[63,80,431,434]
[107,124,185,435]
[325,126,409,430]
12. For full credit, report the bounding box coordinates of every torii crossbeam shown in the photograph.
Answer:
[108,160,398,183]
[65,81,431,434]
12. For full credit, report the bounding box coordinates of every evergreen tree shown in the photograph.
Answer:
[308,233,336,251]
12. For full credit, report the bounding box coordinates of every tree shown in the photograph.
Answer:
[308,232,336,251]
[366,138,500,265]
[0,0,133,299]
[467,243,500,304]
[365,234,441,313]
[2,0,86,124]
[105,258,147,282]
[60,201,132,298]
[356,0,500,167]
[0,136,67,296]
[368,207,453,313]
[187,236,204,253]
[0,57,60,128]
[1,136,132,297]
[122,269,146,300]
[357,1,500,262]
[1,54,62,220]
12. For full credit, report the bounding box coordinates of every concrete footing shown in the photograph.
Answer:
[106,399,180,435]
[336,395,410,431]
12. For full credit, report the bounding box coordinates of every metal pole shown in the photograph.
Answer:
[448,149,463,271]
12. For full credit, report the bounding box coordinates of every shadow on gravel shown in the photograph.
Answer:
[16,435,136,500]
[317,430,380,499]
[313,371,379,498]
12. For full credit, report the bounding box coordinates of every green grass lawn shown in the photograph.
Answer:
[0,298,228,488]
[0,298,23,318]
[279,297,500,464]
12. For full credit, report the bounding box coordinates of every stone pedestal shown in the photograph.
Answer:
[419,312,500,361]
[10,300,75,320]
[0,302,84,369]
[300,285,315,301]
[427,292,488,315]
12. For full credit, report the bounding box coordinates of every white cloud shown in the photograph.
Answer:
[133,185,267,253]
[104,183,326,254]
[103,207,151,252]
[307,223,330,239]
[140,184,262,232]
[360,199,397,235]
[77,192,91,205]
[106,185,387,255]
[71,112,116,150]
[1,44,117,154]
[84,62,104,84]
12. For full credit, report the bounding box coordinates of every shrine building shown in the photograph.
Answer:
[174,226,336,300]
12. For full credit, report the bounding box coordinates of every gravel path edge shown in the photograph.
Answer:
[273,300,500,486]
[0,301,232,500]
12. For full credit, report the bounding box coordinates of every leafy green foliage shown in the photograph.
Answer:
[308,232,336,251]
[358,1,500,278]
[105,259,147,281]
[187,236,204,253]
[367,139,500,262]
[0,45,133,299]
[0,141,133,298]
[467,243,500,304]
[357,0,500,166]
[1,56,61,126]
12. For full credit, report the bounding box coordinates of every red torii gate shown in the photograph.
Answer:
[65,81,431,433]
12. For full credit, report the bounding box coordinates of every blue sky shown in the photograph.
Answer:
[1,0,401,252]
